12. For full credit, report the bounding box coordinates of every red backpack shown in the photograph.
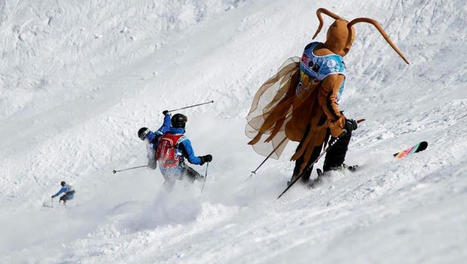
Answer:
[156,133,186,169]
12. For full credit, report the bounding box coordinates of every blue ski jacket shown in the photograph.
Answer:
[52,184,74,198]
[165,127,202,165]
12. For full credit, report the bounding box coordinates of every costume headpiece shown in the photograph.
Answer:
[312,8,409,64]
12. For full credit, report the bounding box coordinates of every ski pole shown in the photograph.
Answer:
[277,136,342,199]
[249,137,288,177]
[167,100,214,113]
[112,165,148,174]
[277,119,365,199]
[201,162,210,192]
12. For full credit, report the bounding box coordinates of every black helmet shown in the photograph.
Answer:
[137,127,150,141]
[171,113,187,128]
[60,181,66,186]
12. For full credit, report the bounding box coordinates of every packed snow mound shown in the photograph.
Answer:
[1,0,466,263]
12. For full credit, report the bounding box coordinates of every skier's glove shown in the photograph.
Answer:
[344,119,358,132]
[204,154,212,162]
[162,110,169,115]
[200,154,212,165]
[51,195,56,198]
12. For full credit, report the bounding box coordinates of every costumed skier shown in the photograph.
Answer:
[51,181,75,205]
[156,113,212,188]
[246,8,409,185]
[138,111,172,169]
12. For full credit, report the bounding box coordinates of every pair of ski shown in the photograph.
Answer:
[277,136,428,199]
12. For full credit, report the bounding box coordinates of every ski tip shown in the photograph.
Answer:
[418,141,428,152]
[394,141,429,158]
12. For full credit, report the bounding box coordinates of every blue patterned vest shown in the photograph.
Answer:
[297,42,346,102]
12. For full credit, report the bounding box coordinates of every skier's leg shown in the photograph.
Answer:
[162,171,176,191]
[291,124,322,183]
[59,195,65,204]
[292,153,312,183]
[60,194,70,205]
[291,125,311,183]
[323,130,352,172]
[182,164,204,182]
[297,146,322,183]
[163,179,175,191]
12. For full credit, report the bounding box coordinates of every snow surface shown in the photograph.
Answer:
[1,0,466,263]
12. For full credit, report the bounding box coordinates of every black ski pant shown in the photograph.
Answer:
[183,164,204,182]
[323,130,352,172]
[292,126,352,183]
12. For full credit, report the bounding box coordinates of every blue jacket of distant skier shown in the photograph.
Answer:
[298,42,346,102]
[53,184,74,198]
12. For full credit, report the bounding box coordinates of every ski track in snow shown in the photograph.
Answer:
[1,0,466,263]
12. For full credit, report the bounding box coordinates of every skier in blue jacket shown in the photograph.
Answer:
[51,181,75,205]
[138,112,212,187]
[156,113,212,187]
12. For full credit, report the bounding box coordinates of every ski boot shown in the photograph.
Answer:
[323,163,359,174]
[310,164,359,188]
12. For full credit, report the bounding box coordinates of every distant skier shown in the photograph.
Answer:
[137,111,172,169]
[246,8,409,185]
[156,113,212,188]
[51,181,75,205]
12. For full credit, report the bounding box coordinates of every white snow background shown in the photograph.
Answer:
[1,0,466,263]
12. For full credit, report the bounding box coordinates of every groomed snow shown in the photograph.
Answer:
[1,0,466,263]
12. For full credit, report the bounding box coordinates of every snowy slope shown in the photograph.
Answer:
[1,0,467,263]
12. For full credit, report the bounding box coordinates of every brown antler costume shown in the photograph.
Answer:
[246,8,409,174]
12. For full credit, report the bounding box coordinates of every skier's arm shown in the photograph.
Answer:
[318,74,346,137]
[146,114,171,147]
[179,140,202,165]
[52,187,67,197]
[156,113,172,136]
